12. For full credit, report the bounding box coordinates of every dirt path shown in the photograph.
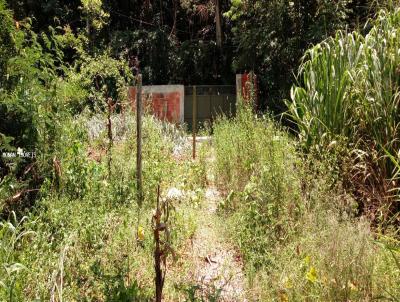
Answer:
[186,147,247,301]
[167,139,247,301]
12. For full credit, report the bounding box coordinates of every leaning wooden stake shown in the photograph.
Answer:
[153,185,175,302]
[154,185,163,302]
[192,86,197,160]
[136,74,143,207]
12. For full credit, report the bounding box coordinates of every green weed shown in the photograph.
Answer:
[213,105,400,301]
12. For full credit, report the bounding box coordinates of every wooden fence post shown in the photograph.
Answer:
[136,74,143,207]
[154,185,163,302]
[192,86,197,160]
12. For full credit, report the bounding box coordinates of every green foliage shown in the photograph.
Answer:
[111,29,174,85]
[177,40,228,84]
[213,105,400,301]
[59,124,97,199]
[288,31,365,147]
[110,29,228,85]
[214,106,303,268]
[4,0,388,105]
[2,1,400,301]
[214,106,299,195]
[0,0,15,88]
[228,0,354,110]
[249,217,398,301]
[0,3,133,210]
[0,111,200,300]
[0,212,34,301]
[73,52,132,112]
[80,0,109,31]
[180,283,222,302]
[288,8,400,215]
[223,0,243,21]
[0,12,71,211]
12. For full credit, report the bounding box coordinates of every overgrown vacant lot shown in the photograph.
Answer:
[1,107,399,301]
[1,114,207,301]
[1,0,400,301]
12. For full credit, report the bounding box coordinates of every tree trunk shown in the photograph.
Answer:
[215,0,222,48]
[170,0,178,37]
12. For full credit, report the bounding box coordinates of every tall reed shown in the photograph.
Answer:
[288,8,400,215]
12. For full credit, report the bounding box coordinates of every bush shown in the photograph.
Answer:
[72,52,132,113]
[0,14,70,212]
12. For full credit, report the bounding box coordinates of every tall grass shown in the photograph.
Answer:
[288,31,364,147]
[288,9,400,215]
[214,107,302,269]
[213,106,400,301]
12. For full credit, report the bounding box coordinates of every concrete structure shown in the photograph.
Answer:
[128,74,257,125]
[236,72,259,109]
[128,85,184,124]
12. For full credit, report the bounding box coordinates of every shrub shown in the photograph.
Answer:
[72,52,132,113]
[0,15,70,212]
